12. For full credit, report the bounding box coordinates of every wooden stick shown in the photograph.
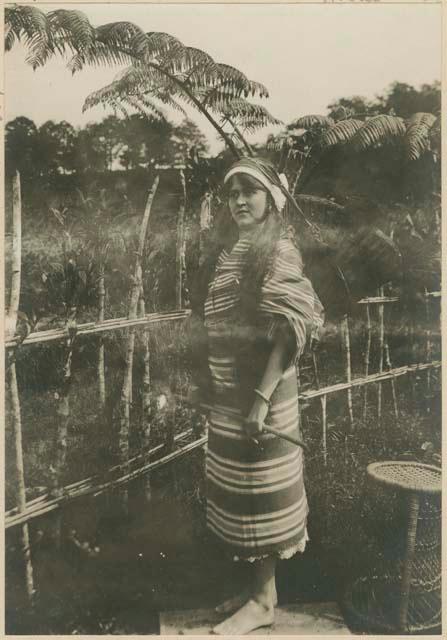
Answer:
[321,394,328,466]
[119,176,160,492]
[51,312,77,546]
[363,303,372,422]
[6,172,22,338]
[377,287,385,425]
[357,296,399,304]
[342,315,354,430]
[261,426,307,451]
[384,338,399,420]
[6,172,35,603]
[175,169,186,309]
[5,428,196,521]
[97,266,106,409]
[5,309,191,348]
[139,292,152,502]
[7,435,208,529]
[425,290,432,391]
[299,361,440,401]
[199,193,211,266]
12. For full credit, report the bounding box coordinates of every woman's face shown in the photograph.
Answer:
[227,175,268,231]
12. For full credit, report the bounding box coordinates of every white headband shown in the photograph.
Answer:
[224,167,289,212]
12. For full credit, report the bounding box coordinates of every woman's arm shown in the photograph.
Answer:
[244,325,293,436]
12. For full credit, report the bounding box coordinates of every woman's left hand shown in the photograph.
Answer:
[244,396,269,438]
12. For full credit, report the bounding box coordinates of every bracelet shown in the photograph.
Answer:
[254,388,271,406]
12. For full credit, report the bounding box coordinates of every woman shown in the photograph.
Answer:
[189,157,323,635]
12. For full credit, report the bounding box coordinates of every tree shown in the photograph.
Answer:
[376,81,441,118]
[5,116,39,177]
[5,5,278,157]
[37,120,78,175]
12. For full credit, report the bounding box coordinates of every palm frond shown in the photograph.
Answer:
[319,119,363,148]
[350,115,406,151]
[287,115,334,130]
[405,112,437,160]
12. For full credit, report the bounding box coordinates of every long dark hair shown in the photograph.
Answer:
[191,172,286,323]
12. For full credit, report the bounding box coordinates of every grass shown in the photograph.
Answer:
[5,318,441,634]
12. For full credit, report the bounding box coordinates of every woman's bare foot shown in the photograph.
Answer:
[215,591,250,614]
[215,585,277,615]
[212,599,274,635]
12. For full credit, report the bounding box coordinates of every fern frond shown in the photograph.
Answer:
[213,63,268,99]
[5,5,51,67]
[350,115,406,151]
[288,115,334,130]
[95,21,148,58]
[47,9,95,51]
[220,100,281,133]
[295,195,345,212]
[4,24,17,51]
[405,112,437,160]
[429,115,441,153]
[266,133,295,151]
[145,31,185,61]
[319,119,363,148]
[328,105,353,122]
[123,95,165,120]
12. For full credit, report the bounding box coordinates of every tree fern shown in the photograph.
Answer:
[405,112,437,160]
[319,119,363,149]
[6,6,275,156]
[287,115,334,130]
[350,115,406,152]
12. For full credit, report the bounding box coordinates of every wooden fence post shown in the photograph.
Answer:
[138,291,152,502]
[321,394,328,466]
[50,312,77,547]
[342,315,354,429]
[7,172,35,603]
[363,303,372,422]
[175,169,187,309]
[384,338,399,420]
[377,288,385,425]
[97,265,106,409]
[119,176,159,507]
[425,289,432,392]
[199,192,211,265]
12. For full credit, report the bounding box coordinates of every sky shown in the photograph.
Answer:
[5,3,442,153]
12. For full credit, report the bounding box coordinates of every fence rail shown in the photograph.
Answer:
[5,358,441,530]
[5,291,440,350]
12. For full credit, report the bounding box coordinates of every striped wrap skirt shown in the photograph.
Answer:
[203,237,316,560]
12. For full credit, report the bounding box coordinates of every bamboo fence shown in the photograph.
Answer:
[4,172,441,606]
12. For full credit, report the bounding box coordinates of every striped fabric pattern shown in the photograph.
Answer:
[203,236,322,559]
